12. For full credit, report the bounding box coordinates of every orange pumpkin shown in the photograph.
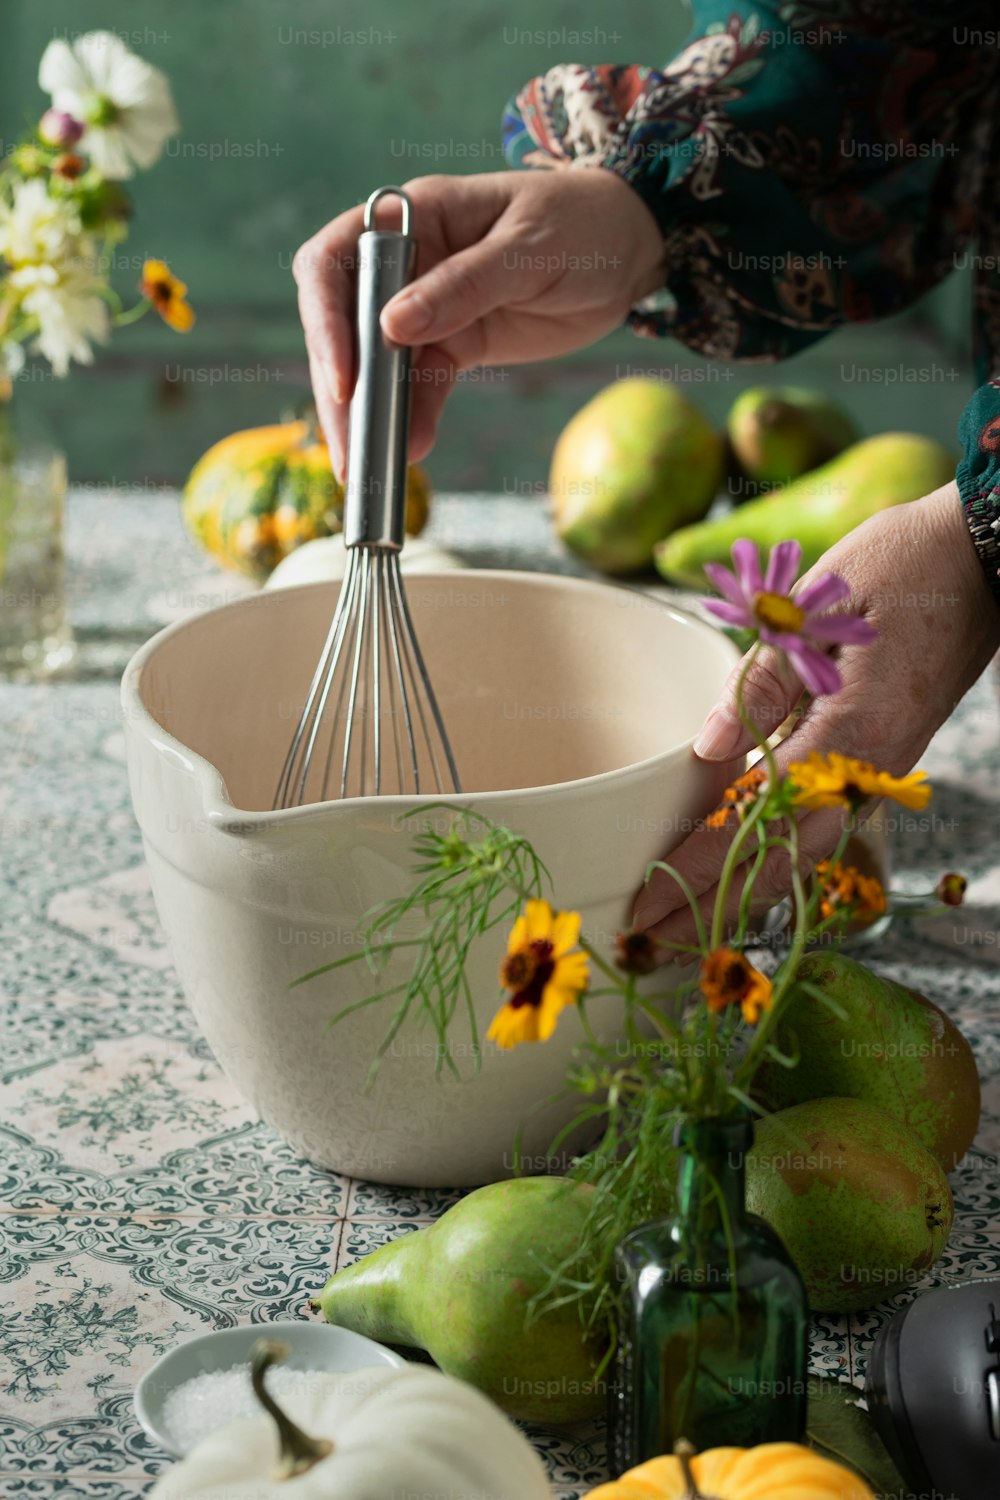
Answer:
[182,418,430,581]
[587,1441,875,1499]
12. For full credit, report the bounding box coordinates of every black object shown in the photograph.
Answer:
[866,1279,1000,1500]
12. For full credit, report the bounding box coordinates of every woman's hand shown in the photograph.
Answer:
[292,168,666,479]
[633,481,1000,950]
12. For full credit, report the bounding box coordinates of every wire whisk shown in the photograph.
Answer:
[274,187,461,806]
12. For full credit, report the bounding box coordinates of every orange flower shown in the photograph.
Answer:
[815,859,886,923]
[139,258,195,331]
[788,752,930,812]
[487,900,590,1049]
[699,948,773,1025]
[705,767,768,830]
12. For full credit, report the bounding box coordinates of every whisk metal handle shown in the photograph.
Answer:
[344,186,416,551]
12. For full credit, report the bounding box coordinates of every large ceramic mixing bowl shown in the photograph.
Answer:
[122,570,737,1186]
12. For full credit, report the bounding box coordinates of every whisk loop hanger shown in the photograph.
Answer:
[274,187,461,807]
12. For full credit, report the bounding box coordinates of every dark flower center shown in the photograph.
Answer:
[721,959,750,998]
[502,939,555,1009]
[615,929,657,975]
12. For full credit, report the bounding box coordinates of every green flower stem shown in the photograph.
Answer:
[710,792,769,952]
[2,318,32,345]
[675,1284,704,1440]
[738,642,781,790]
[575,993,604,1056]
[707,647,782,952]
[820,819,853,875]
[890,894,959,915]
[294,814,546,1027]
[799,819,854,933]
[734,817,809,1089]
[579,937,625,988]
[734,839,770,948]
[112,299,152,328]
[634,1000,694,1093]
[633,1000,685,1046]
[643,860,709,953]
[673,1162,743,1443]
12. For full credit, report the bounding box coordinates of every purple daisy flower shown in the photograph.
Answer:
[701,538,877,698]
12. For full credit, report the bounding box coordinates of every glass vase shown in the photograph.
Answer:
[609,1111,808,1471]
[0,392,74,680]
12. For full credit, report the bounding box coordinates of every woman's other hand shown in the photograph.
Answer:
[633,482,1000,951]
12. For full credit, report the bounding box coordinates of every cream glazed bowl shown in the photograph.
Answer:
[121,570,737,1187]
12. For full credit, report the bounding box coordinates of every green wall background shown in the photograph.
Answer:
[0,0,974,488]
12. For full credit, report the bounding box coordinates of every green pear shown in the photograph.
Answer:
[311,1177,605,1422]
[753,952,980,1171]
[746,1097,953,1312]
[655,431,955,588]
[726,385,858,493]
[549,377,723,574]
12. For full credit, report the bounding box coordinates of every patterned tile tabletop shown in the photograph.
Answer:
[2,486,999,1498]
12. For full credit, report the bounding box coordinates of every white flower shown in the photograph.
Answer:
[0,341,26,380]
[0,178,80,269]
[39,31,178,180]
[9,260,110,377]
[0,180,105,374]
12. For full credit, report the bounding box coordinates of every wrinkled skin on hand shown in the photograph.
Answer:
[632,483,1000,956]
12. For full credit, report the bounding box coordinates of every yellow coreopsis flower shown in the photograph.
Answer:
[788,751,931,812]
[700,947,773,1025]
[486,899,589,1049]
[139,258,194,331]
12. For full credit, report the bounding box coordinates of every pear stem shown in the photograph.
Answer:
[250,1339,333,1479]
[676,1439,705,1500]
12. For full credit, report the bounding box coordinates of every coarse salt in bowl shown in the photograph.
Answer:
[135,1321,408,1456]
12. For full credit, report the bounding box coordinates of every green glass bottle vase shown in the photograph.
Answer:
[609,1111,808,1470]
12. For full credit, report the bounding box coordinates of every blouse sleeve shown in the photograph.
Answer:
[958,382,1000,608]
[958,80,1000,610]
[501,2,1000,366]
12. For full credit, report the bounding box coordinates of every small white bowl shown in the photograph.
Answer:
[134,1320,407,1456]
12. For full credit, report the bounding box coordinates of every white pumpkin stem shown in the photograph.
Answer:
[250,1339,334,1479]
[675,1439,706,1500]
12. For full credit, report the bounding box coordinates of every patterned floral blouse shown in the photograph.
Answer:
[502,0,1000,603]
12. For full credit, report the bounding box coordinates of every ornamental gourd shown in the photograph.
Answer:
[149,1342,551,1500]
[587,1440,875,1500]
[182,418,430,581]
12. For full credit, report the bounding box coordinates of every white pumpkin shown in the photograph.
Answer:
[264,534,462,590]
[150,1342,552,1500]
